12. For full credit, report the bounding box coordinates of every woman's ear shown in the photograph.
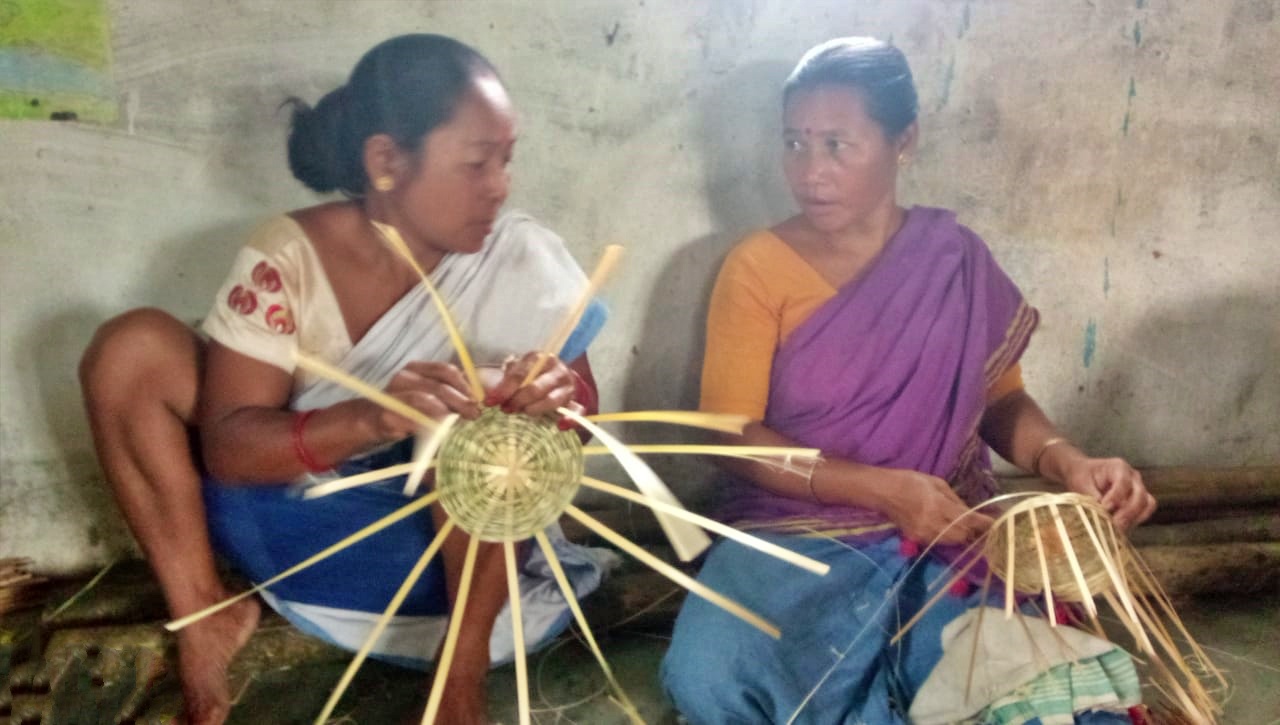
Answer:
[896,121,920,161]
[362,134,407,193]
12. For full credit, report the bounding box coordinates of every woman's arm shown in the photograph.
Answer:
[715,422,992,544]
[199,341,480,482]
[981,388,1157,529]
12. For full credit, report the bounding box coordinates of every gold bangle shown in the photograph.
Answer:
[1031,436,1069,476]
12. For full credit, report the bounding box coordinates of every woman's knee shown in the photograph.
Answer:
[662,603,757,720]
[80,308,203,410]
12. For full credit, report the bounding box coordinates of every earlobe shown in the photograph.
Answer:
[899,121,920,158]
[362,133,402,193]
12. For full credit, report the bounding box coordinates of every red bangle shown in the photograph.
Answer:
[292,409,329,473]
[568,369,597,414]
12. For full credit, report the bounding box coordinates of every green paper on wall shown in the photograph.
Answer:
[0,0,115,122]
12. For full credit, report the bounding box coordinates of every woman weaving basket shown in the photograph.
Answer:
[662,38,1158,724]
[79,34,611,725]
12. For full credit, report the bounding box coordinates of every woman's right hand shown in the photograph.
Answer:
[370,361,483,441]
[883,469,993,545]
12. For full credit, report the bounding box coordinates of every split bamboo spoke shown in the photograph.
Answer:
[562,408,710,562]
[371,220,483,400]
[296,353,438,432]
[565,505,780,639]
[503,540,531,725]
[1027,511,1057,627]
[1004,515,1017,619]
[533,530,643,725]
[422,535,482,725]
[585,410,749,434]
[303,463,417,499]
[166,492,438,632]
[1049,502,1098,616]
[315,520,455,724]
[522,245,624,386]
[405,415,458,496]
[580,476,829,576]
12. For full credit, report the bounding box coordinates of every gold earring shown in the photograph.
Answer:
[897,152,910,167]
[373,176,395,192]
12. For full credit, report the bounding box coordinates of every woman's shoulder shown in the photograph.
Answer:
[906,205,992,253]
[241,211,313,258]
[489,209,566,249]
[724,228,795,270]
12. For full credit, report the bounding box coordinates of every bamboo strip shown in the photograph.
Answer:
[1027,511,1057,626]
[504,540,531,725]
[965,569,994,705]
[167,492,439,632]
[1123,548,1228,691]
[1049,502,1098,616]
[371,220,483,400]
[1077,507,1145,642]
[41,560,114,623]
[580,476,830,575]
[522,245,624,387]
[533,530,643,724]
[303,463,417,499]
[404,414,458,496]
[889,553,984,645]
[422,534,482,725]
[296,353,438,432]
[1099,587,1153,657]
[582,444,820,460]
[315,520,455,724]
[562,408,711,561]
[1109,587,1212,720]
[1005,515,1016,619]
[566,505,781,639]
[585,411,750,434]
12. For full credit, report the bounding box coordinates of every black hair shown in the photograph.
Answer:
[783,37,918,138]
[285,34,499,196]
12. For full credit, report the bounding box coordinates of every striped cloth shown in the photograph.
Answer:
[979,649,1141,724]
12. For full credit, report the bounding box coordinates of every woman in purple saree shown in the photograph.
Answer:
[662,38,1156,724]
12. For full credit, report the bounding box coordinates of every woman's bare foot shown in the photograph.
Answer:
[176,597,260,725]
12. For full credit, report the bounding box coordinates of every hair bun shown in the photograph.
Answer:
[286,85,357,193]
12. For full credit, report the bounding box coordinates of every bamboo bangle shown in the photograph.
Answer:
[805,457,826,505]
[1031,436,1070,476]
[292,409,330,473]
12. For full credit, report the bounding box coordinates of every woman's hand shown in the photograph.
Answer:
[1057,455,1156,531]
[370,361,482,441]
[483,352,580,418]
[882,470,994,545]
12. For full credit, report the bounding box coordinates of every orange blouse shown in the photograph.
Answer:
[700,230,1024,420]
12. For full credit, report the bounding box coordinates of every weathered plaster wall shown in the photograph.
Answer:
[2,1,1276,572]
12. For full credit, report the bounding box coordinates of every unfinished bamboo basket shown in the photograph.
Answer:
[435,406,585,541]
[899,492,1229,724]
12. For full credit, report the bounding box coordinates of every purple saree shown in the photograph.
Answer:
[719,206,1039,541]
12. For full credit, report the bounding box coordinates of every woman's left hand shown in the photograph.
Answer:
[483,351,581,418]
[1060,456,1157,530]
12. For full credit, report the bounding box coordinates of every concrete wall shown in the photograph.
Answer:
[2,0,1276,573]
